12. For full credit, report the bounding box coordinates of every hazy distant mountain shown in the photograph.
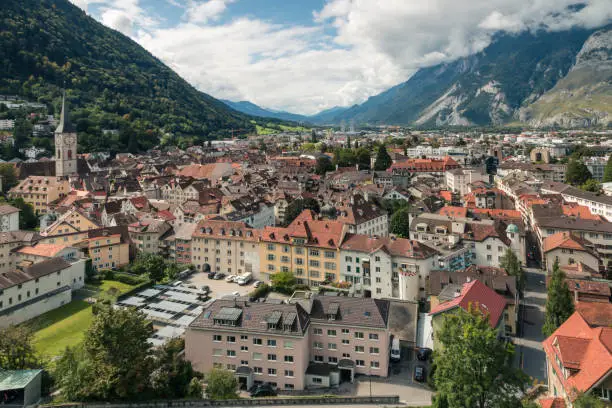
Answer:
[222,100,309,123]
[322,27,610,128]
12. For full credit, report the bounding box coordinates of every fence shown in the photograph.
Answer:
[45,395,400,408]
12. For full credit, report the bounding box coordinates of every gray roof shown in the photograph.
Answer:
[0,205,20,216]
[0,370,42,391]
[0,257,71,290]
[55,92,76,134]
[309,295,390,329]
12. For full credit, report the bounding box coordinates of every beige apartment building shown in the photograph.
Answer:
[259,210,347,285]
[185,295,391,391]
[8,176,70,214]
[191,220,260,276]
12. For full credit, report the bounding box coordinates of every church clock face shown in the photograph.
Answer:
[64,135,76,146]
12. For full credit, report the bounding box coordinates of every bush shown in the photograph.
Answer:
[249,283,271,300]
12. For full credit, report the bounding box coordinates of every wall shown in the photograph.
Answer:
[545,248,600,273]
[0,287,71,327]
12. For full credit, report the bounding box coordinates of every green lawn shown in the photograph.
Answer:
[28,280,137,359]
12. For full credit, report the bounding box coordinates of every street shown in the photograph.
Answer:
[514,267,548,383]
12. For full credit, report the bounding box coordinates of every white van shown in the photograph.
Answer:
[390,337,401,362]
[236,273,252,286]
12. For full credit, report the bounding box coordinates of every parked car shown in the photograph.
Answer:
[250,383,276,397]
[231,291,240,297]
[225,274,237,282]
[207,271,216,279]
[200,285,210,292]
[390,338,401,362]
[414,365,426,382]
[416,348,432,361]
[213,272,226,280]
[253,280,262,288]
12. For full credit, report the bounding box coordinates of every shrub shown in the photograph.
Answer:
[249,283,271,300]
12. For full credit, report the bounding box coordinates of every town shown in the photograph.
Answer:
[0,91,610,408]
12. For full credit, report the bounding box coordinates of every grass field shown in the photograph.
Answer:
[28,280,137,359]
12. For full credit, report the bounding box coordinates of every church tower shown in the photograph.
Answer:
[55,91,77,178]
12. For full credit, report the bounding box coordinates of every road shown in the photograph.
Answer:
[514,266,548,383]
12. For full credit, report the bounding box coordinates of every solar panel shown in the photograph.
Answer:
[165,290,198,303]
[138,288,161,298]
[151,300,188,313]
[265,310,283,325]
[143,309,175,320]
[214,307,242,321]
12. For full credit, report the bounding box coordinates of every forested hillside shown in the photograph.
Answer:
[0,0,255,152]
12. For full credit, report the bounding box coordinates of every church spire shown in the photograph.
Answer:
[55,90,76,134]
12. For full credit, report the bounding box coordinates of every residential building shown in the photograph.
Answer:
[429,280,507,349]
[336,194,388,237]
[542,302,612,407]
[0,257,87,327]
[259,210,346,285]
[40,207,100,236]
[0,231,40,274]
[8,176,70,214]
[445,167,488,196]
[128,219,172,255]
[339,234,438,301]
[191,220,260,277]
[542,231,601,273]
[428,266,519,335]
[585,156,608,181]
[389,156,461,176]
[541,181,612,221]
[0,205,20,232]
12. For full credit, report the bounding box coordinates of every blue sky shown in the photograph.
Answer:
[71,0,611,115]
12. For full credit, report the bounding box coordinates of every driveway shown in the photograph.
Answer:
[513,267,547,383]
[184,272,255,299]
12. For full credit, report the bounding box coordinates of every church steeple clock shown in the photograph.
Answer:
[55,91,77,178]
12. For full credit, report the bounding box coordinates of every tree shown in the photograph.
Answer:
[270,271,297,294]
[315,156,334,175]
[573,392,606,408]
[164,262,181,281]
[500,248,524,291]
[390,207,411,238]
[543,260,575,337]
[150,338,199,399]
[373,145,392,171]
[205,369,238,400]
[9,197,38,229]
[311,129,317,143]
[581,179,602,193]
[55,305,154,400]
[131,253,166,282]
[434,306,527,408]
[187,378,203,398]
[566,159,593,186]
[346,135,351,149]
[603,155,612,183]
[0,163,17,192]
[0,326,41,369]
[355,147,371,169]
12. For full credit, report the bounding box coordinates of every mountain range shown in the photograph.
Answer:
[227,27,611,128]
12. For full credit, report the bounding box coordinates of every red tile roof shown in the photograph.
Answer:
[575,302,612,327]
[340,234,439,260]
[429,280,507,328]
[389,156,460,173]
[562,203,603,221]
[261,210,345,249]
[438,190,453,202]
[16,243,68,257]
[542,231,593,253]
[471,208,522,219]
[539,397,566,408]
[438,206,468,218]
[542,310,612,400]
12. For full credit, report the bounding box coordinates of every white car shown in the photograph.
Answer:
[232,291,240,297]
[225,274,237,282]
[253,280,262,288]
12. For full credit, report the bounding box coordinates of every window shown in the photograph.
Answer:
[310,270,320,278]
[487,255,492,261]
[253,338,263,345]
[281,256,290,263]
[328,343,337,350]
[285,370,295,377]
[369,333,379,340]
[356,360,365,367]
[296,258,304,265]
[295,247,304,255]
[370,347,380,354]
[486,245,491,250]
[254,367,263,374]
[267,244,276,250]
[240,346,249,352]
[313,328,322,335]
[355,346,364,353]
[375,256,380,262]
[267,254,275,261]
[268,354,277,361]
[310,249,320,256]
[227,336,236,343]
[284,355,294,363]
[324,262,336,270]
[285,384,295,390]
[268,368,277,376]
[342,329,350,335]
[284,341,294,349]
[314,355,324,362]
[267,339,277,347]
[213,348,222,356]
[213,335,222,342]
[314,342,323,349]
[309,260,320,267]
[241,335,249,340]
[355,332,364,339]
[325,251,335,258]
[241,360,249,366]
[312,377,323,384]
[327,329,337,336]
[328,356,338,363]
[226,350,236,357]
[342,339,350,345]
[253,352,263,360]
[370,361,380,368]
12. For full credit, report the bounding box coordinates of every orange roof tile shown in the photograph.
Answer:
[543,231,592,253]
[438,206,468,218]
[539,397,566,408]
[17,243,68,257]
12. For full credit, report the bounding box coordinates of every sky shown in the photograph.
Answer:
[69,0,612,115]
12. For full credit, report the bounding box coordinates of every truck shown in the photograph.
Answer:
[390,337,401,362]
[236,273,252,286]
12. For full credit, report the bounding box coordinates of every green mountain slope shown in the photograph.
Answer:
[221,100,310,123]
[0,0,255,152]
[326,28,598,127]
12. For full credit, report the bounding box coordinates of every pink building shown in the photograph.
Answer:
[185,295,391,391]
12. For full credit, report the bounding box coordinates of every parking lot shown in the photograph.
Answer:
[184,272,256,299]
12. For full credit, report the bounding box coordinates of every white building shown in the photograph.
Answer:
[445,167,488,196]
[340,235,438,302]
[0,257,87,327]
[0,205,20,232]
[336,195,389,237]
[0,119,15,130]
[585,156,608,181]
[541,182,612,221]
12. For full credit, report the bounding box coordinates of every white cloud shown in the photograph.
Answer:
[71,0,612,114]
